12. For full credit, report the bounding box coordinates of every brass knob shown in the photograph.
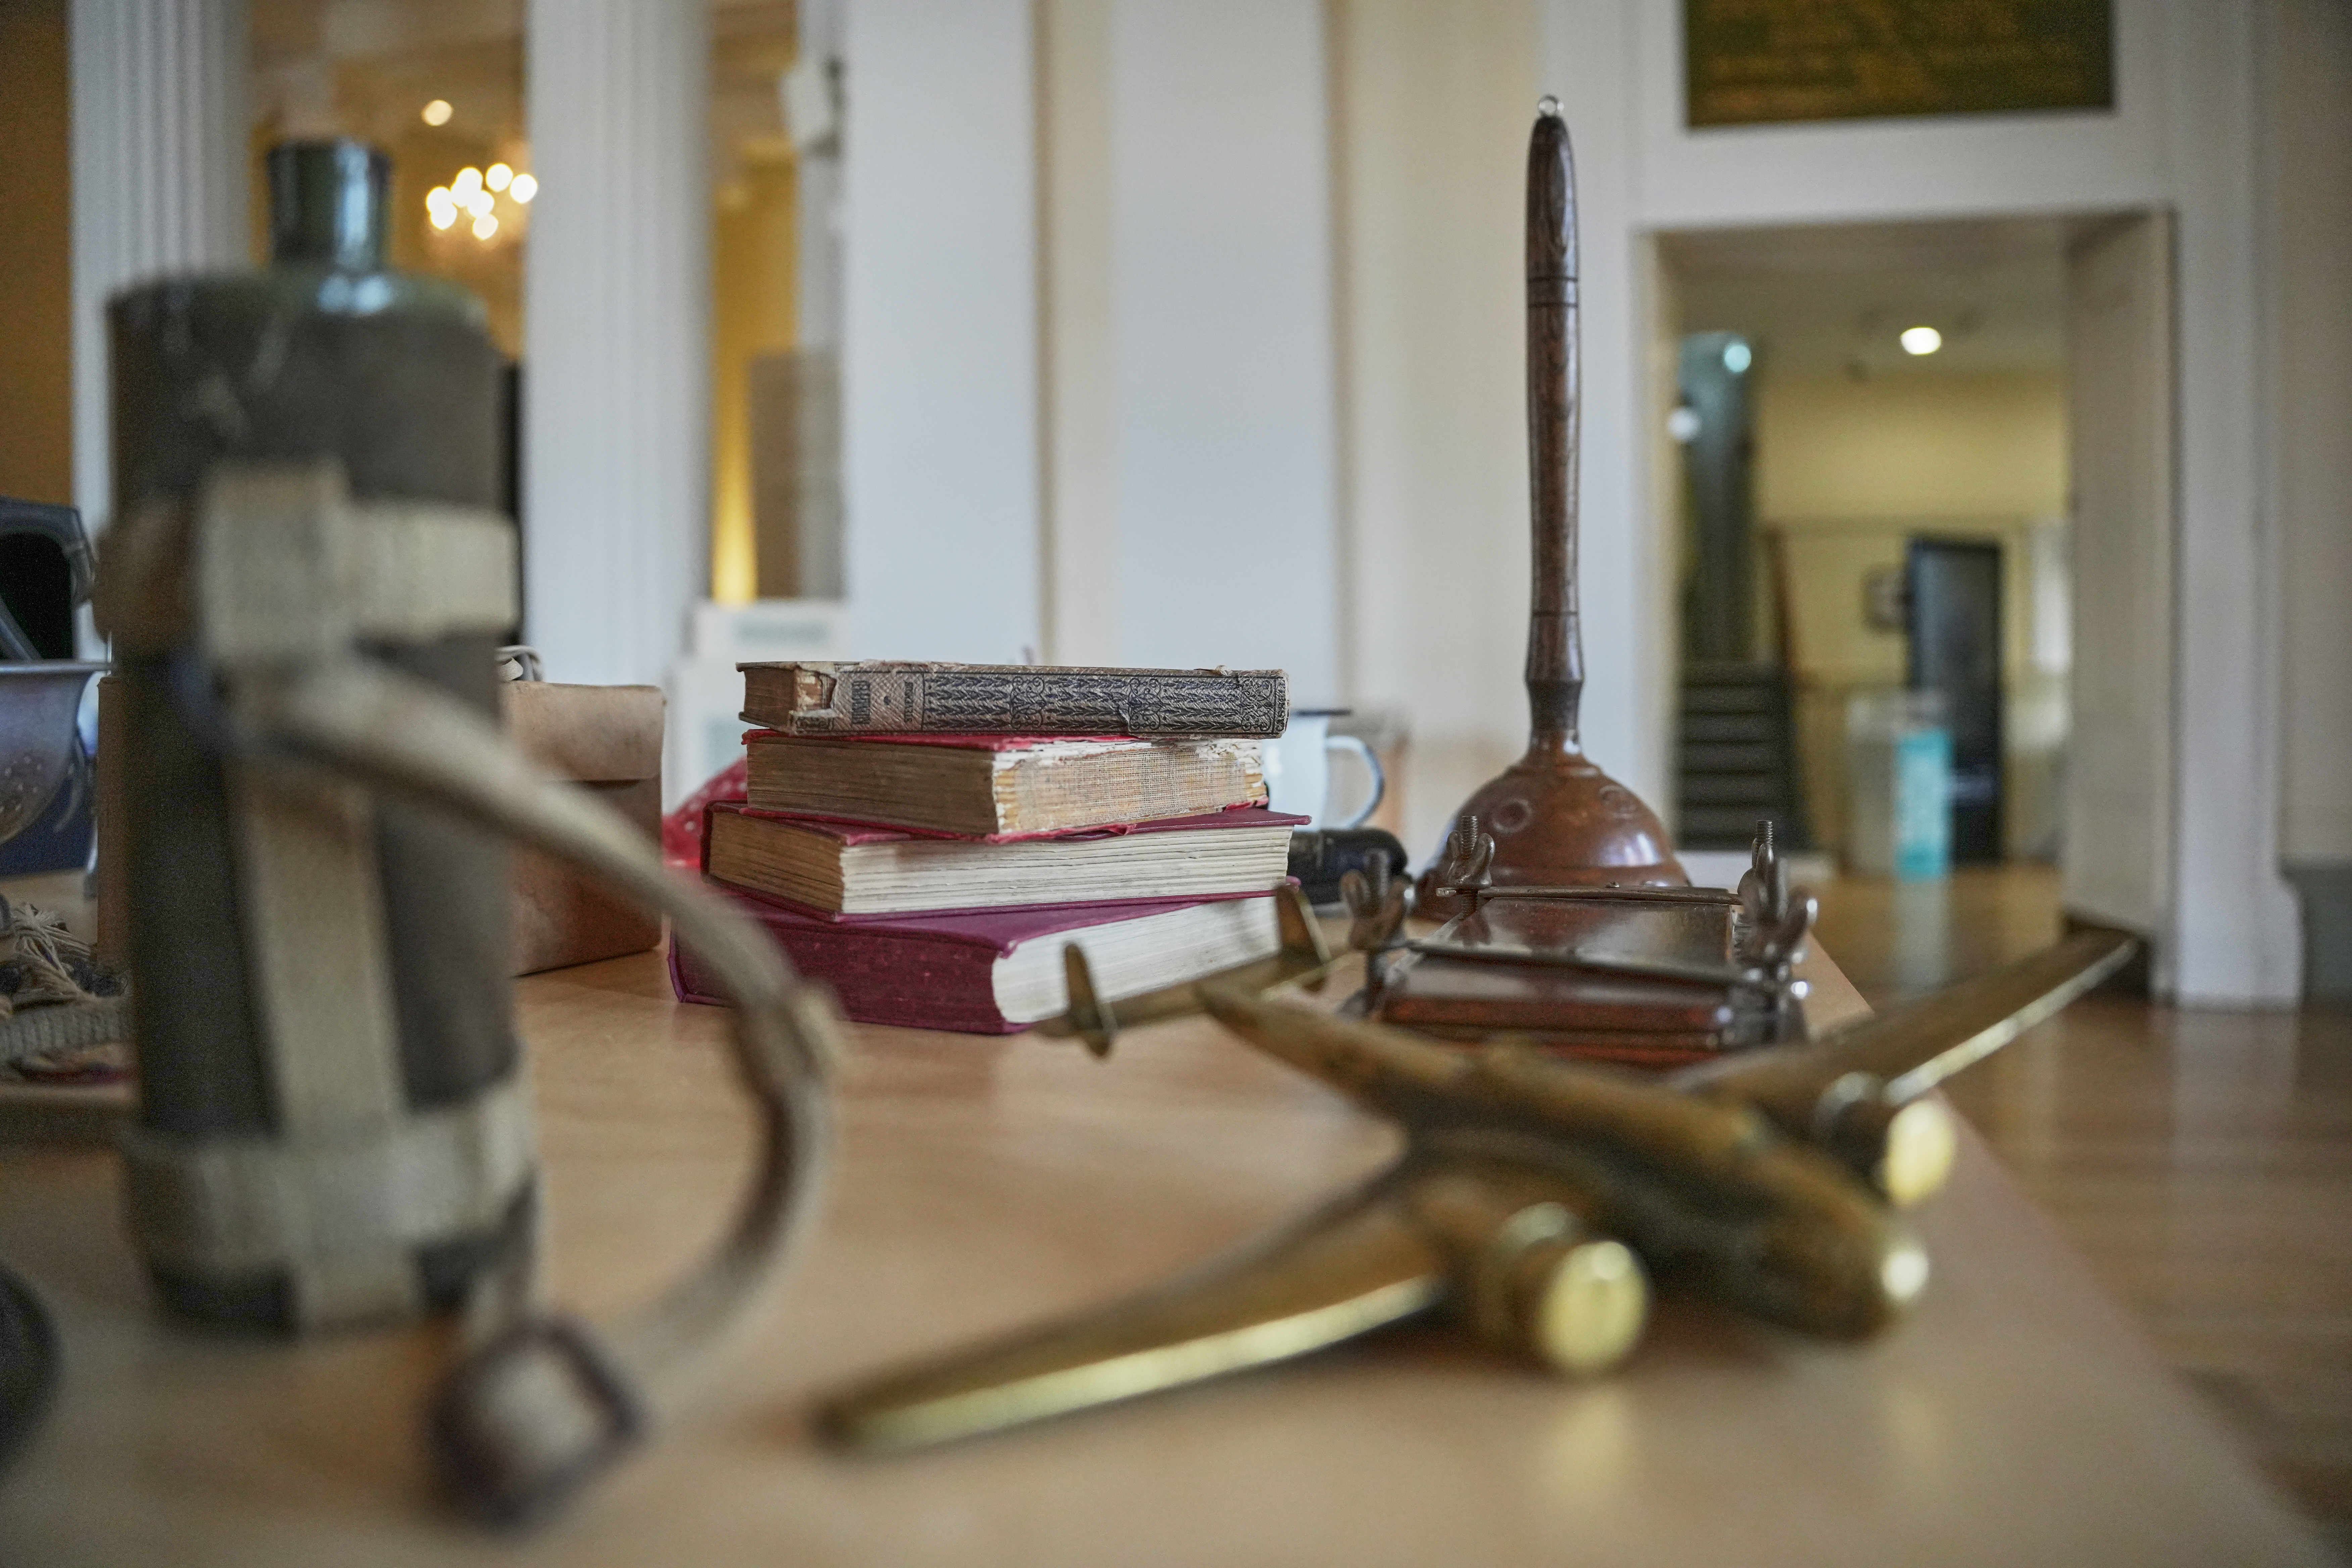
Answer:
[1412,1174,1649,1377]
[1811,1075,1960,1208]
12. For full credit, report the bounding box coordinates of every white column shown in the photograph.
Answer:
[524,0,711,688]
[68,0,249,537]
[2165,0,2303,1002]
[1109,0,1340,701]
[841,0,1039,661]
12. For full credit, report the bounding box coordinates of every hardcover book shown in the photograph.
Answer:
[703,802,1303,916]
[743,732,1267,837]
[671,885,1282,1033]
[739,661,1288,738]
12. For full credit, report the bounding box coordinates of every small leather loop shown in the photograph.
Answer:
[427,1313,647,1530]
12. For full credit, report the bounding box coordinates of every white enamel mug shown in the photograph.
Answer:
[1261,710,1385,828]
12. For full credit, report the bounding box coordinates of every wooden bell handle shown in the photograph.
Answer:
[1524,98,1581,750]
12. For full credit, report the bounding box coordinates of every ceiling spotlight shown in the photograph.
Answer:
[422,99,453,127]
[510,173,537,203]
[486,163,513,192]
[473,213,499,240]
[1900,325,1943,356]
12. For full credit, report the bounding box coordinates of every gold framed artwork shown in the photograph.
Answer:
[1684,0,2114,129]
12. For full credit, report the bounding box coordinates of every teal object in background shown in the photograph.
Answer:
[1893,727,1953,882]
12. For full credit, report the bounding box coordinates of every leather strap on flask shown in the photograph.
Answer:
[104,461,841,1527]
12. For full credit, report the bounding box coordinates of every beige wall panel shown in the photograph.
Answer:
[1332,0,1538,862]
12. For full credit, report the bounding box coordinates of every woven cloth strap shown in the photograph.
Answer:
[120,1075,534,1288]
[238,652,839,1529]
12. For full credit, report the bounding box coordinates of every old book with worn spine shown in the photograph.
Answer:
[744,733,1267,837]
[704,802,1301,916]
[739,661,1288,738]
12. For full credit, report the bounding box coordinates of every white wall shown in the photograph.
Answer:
[1754,371,2067,522]
[842,0,1039,662]
[68,0,249,551]
[1330,0,1537,862]
[846,0,2330,1001]
[1106,0,1340,699]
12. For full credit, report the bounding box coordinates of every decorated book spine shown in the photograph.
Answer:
[746,663,1289,737]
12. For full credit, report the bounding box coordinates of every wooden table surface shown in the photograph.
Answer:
[0,946,2329,1566]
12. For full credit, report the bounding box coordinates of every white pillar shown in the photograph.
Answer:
[2165,0,2303,1002]
[524,0,711,688]
[1108,0,1340,702]
[841,0,1039,662]
[68,0,249,539]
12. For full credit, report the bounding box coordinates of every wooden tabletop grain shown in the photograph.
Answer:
[0,946,2328,1566]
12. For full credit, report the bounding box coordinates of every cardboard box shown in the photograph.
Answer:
[503,681,665,975]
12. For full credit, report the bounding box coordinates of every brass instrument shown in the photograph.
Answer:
[818,923,2136,1452]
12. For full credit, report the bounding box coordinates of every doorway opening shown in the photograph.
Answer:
[1651,213,2175,959]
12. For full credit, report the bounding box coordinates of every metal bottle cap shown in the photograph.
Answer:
[268,139,391,272]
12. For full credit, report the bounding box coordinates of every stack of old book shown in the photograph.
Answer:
[671,661,1298,1033]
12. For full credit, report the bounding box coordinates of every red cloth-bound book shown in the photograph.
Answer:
[671,883,1282,1034]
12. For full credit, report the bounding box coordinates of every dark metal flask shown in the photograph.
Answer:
[106,141,525,1330]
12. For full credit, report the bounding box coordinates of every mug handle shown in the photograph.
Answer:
[1322,734,1385,829]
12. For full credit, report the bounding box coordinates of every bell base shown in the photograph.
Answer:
[1416,748,1686,918]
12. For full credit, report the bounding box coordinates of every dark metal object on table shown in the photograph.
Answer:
[0,498,94,662]
[0,500,103,861]
[0,664,105,850]
[1417,99,1684,919]
[817,921,2138,1452]
[1286,826,1408,909]
[1376,817,1810,1065]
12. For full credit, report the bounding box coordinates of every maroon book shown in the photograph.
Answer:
[672,883,1282,1034]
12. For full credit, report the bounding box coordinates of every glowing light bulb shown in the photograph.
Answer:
[421,99,453,127]
[486,163,513,192]
[453,167,484,198]
[429,204,456,231]
[1900,325,1943,356]
[1722,340,1752,374]
[466,190,494,219]
[473,213,499,240]
[510,173,537,203]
